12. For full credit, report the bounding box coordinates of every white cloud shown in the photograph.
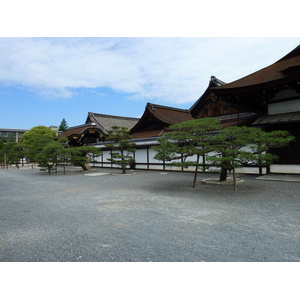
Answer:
[0,37,299,105]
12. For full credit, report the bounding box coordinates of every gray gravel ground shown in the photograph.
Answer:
[1,166,300,262]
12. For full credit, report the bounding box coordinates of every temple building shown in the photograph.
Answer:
[212,44,300,173]
[190,76,258,127]
[58,44,300,174]
[56,112,139,146]
[130,103,193,139]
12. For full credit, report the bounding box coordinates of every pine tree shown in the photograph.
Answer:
[58,118,68,132]
[152,118,295,189]
[35,142,64,174]
[105,126,136,174]
[152,118,221,187]
[208,126,295,186]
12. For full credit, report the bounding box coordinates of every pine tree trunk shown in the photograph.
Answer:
[233,166,237,191]
[219,166,228,181]
[122,163,126,174]
[192,154,200,188]
[80,163,89,171]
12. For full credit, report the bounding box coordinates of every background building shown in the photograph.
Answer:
[0,128,28,143]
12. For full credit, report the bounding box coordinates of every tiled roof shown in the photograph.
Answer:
[144,103,193,125]
[252,112,300,125]
[212,44,300,94]
[130,103,193,138]
[55,123,96,139]
[86,112,139,135]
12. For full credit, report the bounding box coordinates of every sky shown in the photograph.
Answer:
[0,1,299,132]
[1,37,299,130]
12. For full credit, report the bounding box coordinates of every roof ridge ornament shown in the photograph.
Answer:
[210,76,226,86]
[147,102,155,111]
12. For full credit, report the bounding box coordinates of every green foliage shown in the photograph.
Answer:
[20,126,56,146]
[58,118,68,132]
[208,126,295,181]
[1,125,102,173]
[35,141,64,174]
[17,126,57,163]
[68,146,102,171]
[35,141,102,174]
[0,142,26,166]
[152,118,295,187]
[25,134,55,162]
[152,118,221,168]
[105,126,136,174]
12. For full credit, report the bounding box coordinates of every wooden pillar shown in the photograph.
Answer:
[110,150,113,167]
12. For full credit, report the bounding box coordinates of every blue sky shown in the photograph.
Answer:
[0,1,299,130]
[0,37,299,130]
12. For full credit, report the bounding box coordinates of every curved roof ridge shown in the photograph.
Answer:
[67,123,95,130]
[211,44,300,93]
[88,112,139,120]
[276,44,300,63]
[147,102,190,113]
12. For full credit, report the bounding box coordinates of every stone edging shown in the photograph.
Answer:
[201,178,245,185]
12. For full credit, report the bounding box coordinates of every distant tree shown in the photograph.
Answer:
[0,140,4,151]
[20,126,56,162]
[33,135,102,174]
[21,126,56,146]
[58,118,68,132]
[105,126,136,174]
[25,135,55,162]
[3,142,26,167]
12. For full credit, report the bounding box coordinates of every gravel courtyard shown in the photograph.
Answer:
[1,166,300,262]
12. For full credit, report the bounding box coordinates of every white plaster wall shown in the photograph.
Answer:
[102,150,112,164]
[93,145,298,175]
[135,149,147,164]
[149,148,158,163]
[270,164,300,174]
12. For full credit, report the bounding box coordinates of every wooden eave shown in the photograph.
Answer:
[131,128,166,139]
[55,123,102,140]
[212,75,299,97]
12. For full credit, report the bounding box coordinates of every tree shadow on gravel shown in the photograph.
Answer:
[141,173,280,201]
